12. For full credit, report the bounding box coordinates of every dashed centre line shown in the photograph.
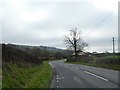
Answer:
[84,70,109,81]
[71,66,109,82]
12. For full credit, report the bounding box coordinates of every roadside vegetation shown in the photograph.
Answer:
[0,68,2,89]
[64,28,119,71]
[2,44,67,88]
[66,54,120,70]
[3,61,52,88]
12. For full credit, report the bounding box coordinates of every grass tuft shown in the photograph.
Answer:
[2,61,52,88]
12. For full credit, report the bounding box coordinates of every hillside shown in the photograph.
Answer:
[7,43,67,53]
[5,43,71,59]
[2,43,72,88]
[2,44,42,64]
[2,43,53,88]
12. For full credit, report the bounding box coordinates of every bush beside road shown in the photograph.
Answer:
[66,55,120,70]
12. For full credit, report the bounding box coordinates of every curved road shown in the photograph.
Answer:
[49,60,119,88]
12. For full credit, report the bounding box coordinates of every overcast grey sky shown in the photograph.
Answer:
[0,0,119,52]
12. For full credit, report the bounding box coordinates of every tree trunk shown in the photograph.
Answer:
[74,38,77,58]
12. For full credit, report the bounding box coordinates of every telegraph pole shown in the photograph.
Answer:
[112,37,115,53]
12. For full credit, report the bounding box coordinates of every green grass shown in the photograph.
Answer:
[93,56,119,65]
[0,68,2,89]
[66,56,120,70]
[67,61,120,70]
[2,61,53,88]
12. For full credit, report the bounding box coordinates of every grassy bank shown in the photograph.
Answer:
[66,56,120,71]
[67,61,120,70]
[0,68,2,89]
[2,61,52,88]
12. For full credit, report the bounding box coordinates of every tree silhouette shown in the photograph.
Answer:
[64,28,88,57]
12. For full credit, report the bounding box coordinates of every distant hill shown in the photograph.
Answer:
[2,43,42,64]
[38,45,67,53]
[2,43,72,63]
[6,43,67,53]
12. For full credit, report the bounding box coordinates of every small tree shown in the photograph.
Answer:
[64,28,88,57]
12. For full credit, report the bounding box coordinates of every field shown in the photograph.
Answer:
[66,55,120,70]
[2,61,52,88]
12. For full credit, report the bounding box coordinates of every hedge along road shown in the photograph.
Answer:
[49,60,119,88]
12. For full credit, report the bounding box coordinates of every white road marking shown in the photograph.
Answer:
[56,77,64,80]
[84,71,108,81]
[49,62,54,68]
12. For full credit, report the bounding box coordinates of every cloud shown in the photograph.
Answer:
[93,0,118,11]
[19,9,50,23]
[1,0,119,52]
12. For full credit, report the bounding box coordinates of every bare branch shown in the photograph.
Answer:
[64,36,74,46]
[64,27,88,57]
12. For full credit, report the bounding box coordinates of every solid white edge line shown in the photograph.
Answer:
[84,71,108,81]
[49,62,54,68]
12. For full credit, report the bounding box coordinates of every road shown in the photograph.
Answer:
[49,60,119,88]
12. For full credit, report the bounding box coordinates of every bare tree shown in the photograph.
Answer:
[64,28,88,57]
